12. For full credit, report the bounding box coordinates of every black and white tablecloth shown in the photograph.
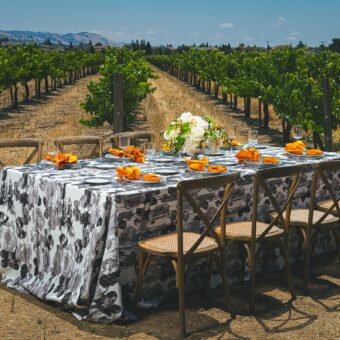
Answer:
[0,149,339,322]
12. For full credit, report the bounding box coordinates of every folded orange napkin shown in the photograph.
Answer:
[53,154,77,168]
[306,149,324,156]
[208,165,227,172]
[108,148,125,158]
[236,147,261,162]
[231,140,241,146]
[262,157,280,164]
[189,163,205,171]
[142,173,161,182]
[185,157,209,165]
[116,166,141,180]
[285,141,306,155]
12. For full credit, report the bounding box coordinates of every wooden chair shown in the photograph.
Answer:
[0,138,43,167]
[272,160,340,292]
[135,173,240,337]
[110,131,155,148]
[54,136,103,158]
[216,165,306,314]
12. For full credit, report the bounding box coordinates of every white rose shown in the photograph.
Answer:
[191,126,205,139]
[179,112,193,123]
[196,117,209,130]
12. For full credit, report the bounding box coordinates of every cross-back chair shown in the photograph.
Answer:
[0,138,43,167]
[217,164,306,314]
[110,131,155,148]
[135,172,240,337]
[54,136,103,158]
[273,160,340,292]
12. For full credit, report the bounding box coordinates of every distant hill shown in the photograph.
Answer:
[0,29,125,46]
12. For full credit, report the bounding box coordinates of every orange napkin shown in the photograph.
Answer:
[306,149,324,156]
[208,165,227,172]
[45,154,53,161]
[108,148,125,158]
[185,157,209,165]
[116,166,141,180]
[53,154,77,168]
[142,173,161,182]
[124,146,145,163]
[231,140,241,146]
[189,163,205,171]
[285,141,306,155]
[236,147,261,162]
[262,157,280,164]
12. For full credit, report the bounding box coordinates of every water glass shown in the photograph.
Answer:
[292,125,304,141]
[248,128,259,146]
[46,139,58,161]
[119,136,130,149]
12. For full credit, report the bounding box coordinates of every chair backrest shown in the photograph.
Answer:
[251,165,306,243]
[54,136,103,158]
[110,132,155,148]
[176,172,240,259]
[0,138,43,167]
[309,160,340,226]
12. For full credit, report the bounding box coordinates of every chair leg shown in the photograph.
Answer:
[135,249,147,310]
[177,257,186,337]
[280,237,296,300]
[247,243,256,314]
[332,228,340,263]
[239,244,246,286]
[303,228,312,293]
[217,250,235,319]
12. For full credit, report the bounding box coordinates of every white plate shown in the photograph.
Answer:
[88,163,116,170]
[104,154,131,162]
[153,168,180,175]
[249,144,268,150]
[284,152,324,160]
[84,177,112,185]
[187,168,230,176]
[151,157,177,163]
[210,160,238,166]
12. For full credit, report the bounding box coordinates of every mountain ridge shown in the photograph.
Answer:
[0,29,125,46]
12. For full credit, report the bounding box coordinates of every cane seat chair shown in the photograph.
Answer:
[54,136,103,158]
[110,131,155,148]
[217,165,306,314]
[271,160,340,292]
[135,172,240,337]
[0,138,43,167]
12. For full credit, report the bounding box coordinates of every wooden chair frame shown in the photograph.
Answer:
[228,165,306,314]
[110,131,155,148]
[0,138,43,167]
[135,172,240,337]
[298,160,340,291]
[54,136,103,158]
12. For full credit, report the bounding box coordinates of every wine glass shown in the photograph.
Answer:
[228,125,237,154]
[46,139,58,163]
[292,125,304,141]
[119,136,130,150]
[144,142,156,160]
[248,128,259,147]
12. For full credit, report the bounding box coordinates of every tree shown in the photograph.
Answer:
[44,38,52,46]
[329,38,340,52]
[145,41,152,55]
[88,40,95,53]
[296,41,306,49]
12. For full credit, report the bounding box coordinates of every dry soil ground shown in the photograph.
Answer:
[0,68,339,340]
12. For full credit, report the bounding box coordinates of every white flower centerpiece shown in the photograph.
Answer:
[163,112,226,156]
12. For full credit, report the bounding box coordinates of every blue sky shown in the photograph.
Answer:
[1,0,339,46]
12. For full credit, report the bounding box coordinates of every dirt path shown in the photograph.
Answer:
[139,66,283,147]
[0,75,112,164]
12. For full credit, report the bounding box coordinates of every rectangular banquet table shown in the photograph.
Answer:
[0,148,339,322]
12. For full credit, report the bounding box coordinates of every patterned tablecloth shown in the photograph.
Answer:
[0,148,339,322]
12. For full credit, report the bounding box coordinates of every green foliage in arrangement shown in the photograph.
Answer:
[80,47,156,127]
[0,44,104,107]
[148,48,340,143]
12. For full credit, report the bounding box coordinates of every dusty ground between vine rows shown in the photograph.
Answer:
[0,68,339,339]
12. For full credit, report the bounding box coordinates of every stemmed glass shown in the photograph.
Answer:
[292,125,305,154]
[248,128,259,147]
[45,139,58,164]
[119,136,130,149]
[228,125,237,155]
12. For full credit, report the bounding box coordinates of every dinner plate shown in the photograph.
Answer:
[84,177,112,185]
[152,168,180,175]
[220,145,243,150]
[187,168,230,176]
[210,160,238,166]
[150,157,177,163]
[284,152,324,160]
[104,154,131,162]
[204,151,225,156]
[87,163,117,170]
[250,144,268,150]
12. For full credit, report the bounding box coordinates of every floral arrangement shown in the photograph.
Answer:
[163,112,226,155]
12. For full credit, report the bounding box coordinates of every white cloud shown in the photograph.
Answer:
[220,22,234,29]
[286,32,301,41]
[275,16,286,27]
